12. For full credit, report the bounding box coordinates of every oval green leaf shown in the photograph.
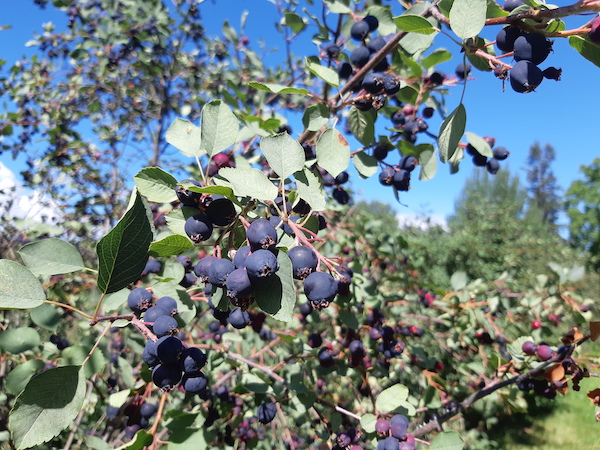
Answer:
[18,238,85,276]
[316,129,350,178]
[134,167,178,203]
[166,118,203,157]
[394,15,436,34]
[438,103,466,163]
[0,327,41,354]
[200,100,240,157]
[0,260,46,309]
[260,133,306,180]
[450,0,487,40]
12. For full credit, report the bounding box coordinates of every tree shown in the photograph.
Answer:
[0,1,599,449]
[446,168,572,283]
[525,142,561,226]
[565,157,600,270]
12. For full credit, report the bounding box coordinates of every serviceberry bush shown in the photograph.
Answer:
[1,0,600,449]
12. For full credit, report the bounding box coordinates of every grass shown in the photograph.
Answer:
[493,376,600,449]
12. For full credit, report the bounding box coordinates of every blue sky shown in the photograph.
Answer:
[1,0,598,227]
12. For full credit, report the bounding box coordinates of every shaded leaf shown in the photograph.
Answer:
[166,118,203,157]
[0,260,45,309]
[465,132,492,157]
[5,360,45,396]
[9,366,85,450]
[97,190,153,294]
[429,431,465,450]
[438,104,466,163]
[0,327,41,354]
[302,103,330,132]
[316,129,350,178]
[149,235,194,257]
[254,251,296,322]
[18,238,85,276]
[569,36,600,68]
[348,107,375,146]
[295,168,327,211]
[134,167,178,203]
[30,303,61,331]
[260,133,306,180]
[418,149,438,181]
[353,151,379,179]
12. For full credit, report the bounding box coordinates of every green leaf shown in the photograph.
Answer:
[241,372,272,393]
[167,414,212,450]
[134,167,178,203]
[302,103,330,132]
[284,12,307,34]
[9,366,86,450]
[338,309,359,329]
[180,183,234,198]
[217,167,278,201]
[5,360,45,396]
[361,413,377,433]
[316,129,350,178]
[247,81,309,96]
[348,107,375,146]
[438,104,466,163]
[430,431,465,450]
[84,436,112,450]
[166,118,204,157]
[466,37,496,71]
[353,151,379,179]
[260,133,306,180]
[103,288,130,312]
[254,251,296,322]
[418,149,438,181]
[323,0,352,13]
[18,238,85,276]
[394,15,436,34]
[450,271,468,291]
[0,327,40,354]
[305,56,340,87]
[465,132,492,157]
[30,303,61,331]
[96,190,153,294]
[115,430,153,449]
[149,235,194,257]
[295,168,327,211]
[450,0,487,40]
[375,384,410,413]
[569,36,600,68]
[200,100,239,158]
[0,260,45,309]
[422,48,453,69]
[399,14,438,55]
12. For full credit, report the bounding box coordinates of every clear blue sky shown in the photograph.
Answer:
[1,0,598,226]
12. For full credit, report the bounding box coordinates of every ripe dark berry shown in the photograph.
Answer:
[472,153,487,167]
[455,62,472,79]
[333,187,350,205]
[392,169,410,191]
[338,62,353,79]
[428,71,445,85]
[399,155,418,172]
[153,315,179,337]
[246,218,278,252]
[372,146,389,161]
[176,179,202,207]
[368,36,386,53]
[486,158,500,175]
[362,71,385,94]
[287,246,318,280]
[257,402,278,424]
[379,167,395,186]
[514,33,552,65]
[335,171,349,185]
[492,146,509,160]
[378,437,400,450]
[391,111,406,127]
[208,258,235,287]
[142,258,161,276]
[383,74,401,95]
[504,0,525,10]
[349,340,365,357]
[304,271,338,308]
[152,363,182,391]
[325,44,341,58]
[496,26,522,53]
[156,335,184,365]
[144,306,170,324]
[140,402,157,419]
[228,307,250,329]
[350,20,370,41]
[245,249,279,281]
[142,340,159,367]
[179,347,207,374]
[106,405,120,419]
[155,296,178,315]
[193,255,218,282]
[184,214,213,243]
[206,198,237,227]
[233,245,252,269]
[522,341,537,356]
[125,424,141,439]
[182,372,208,394]
[176,255,193,272]
[127,288,152,314]
[364,15,379,32]
[350,46,371,68]
[389,414,409,439]
[307,332,323,348]
[226,268,254,299]
[318,347,335,368]
[537,344,554,361]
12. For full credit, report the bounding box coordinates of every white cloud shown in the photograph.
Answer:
[396,212,448,230]
[0,162,63,224]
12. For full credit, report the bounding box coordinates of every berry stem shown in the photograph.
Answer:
[44,300,93,320]
[148,390,170,448]
[81,323,112,367]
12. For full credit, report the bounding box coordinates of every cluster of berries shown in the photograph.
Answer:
[107,400,158,438]
[377,154,418,192]
[127,289,209,394]
[369,325,406,361]
[332,427,363,449]
[375,414,416,449]
[465,136,510,174]
[318,167,352,205]
[494,26,560,93]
